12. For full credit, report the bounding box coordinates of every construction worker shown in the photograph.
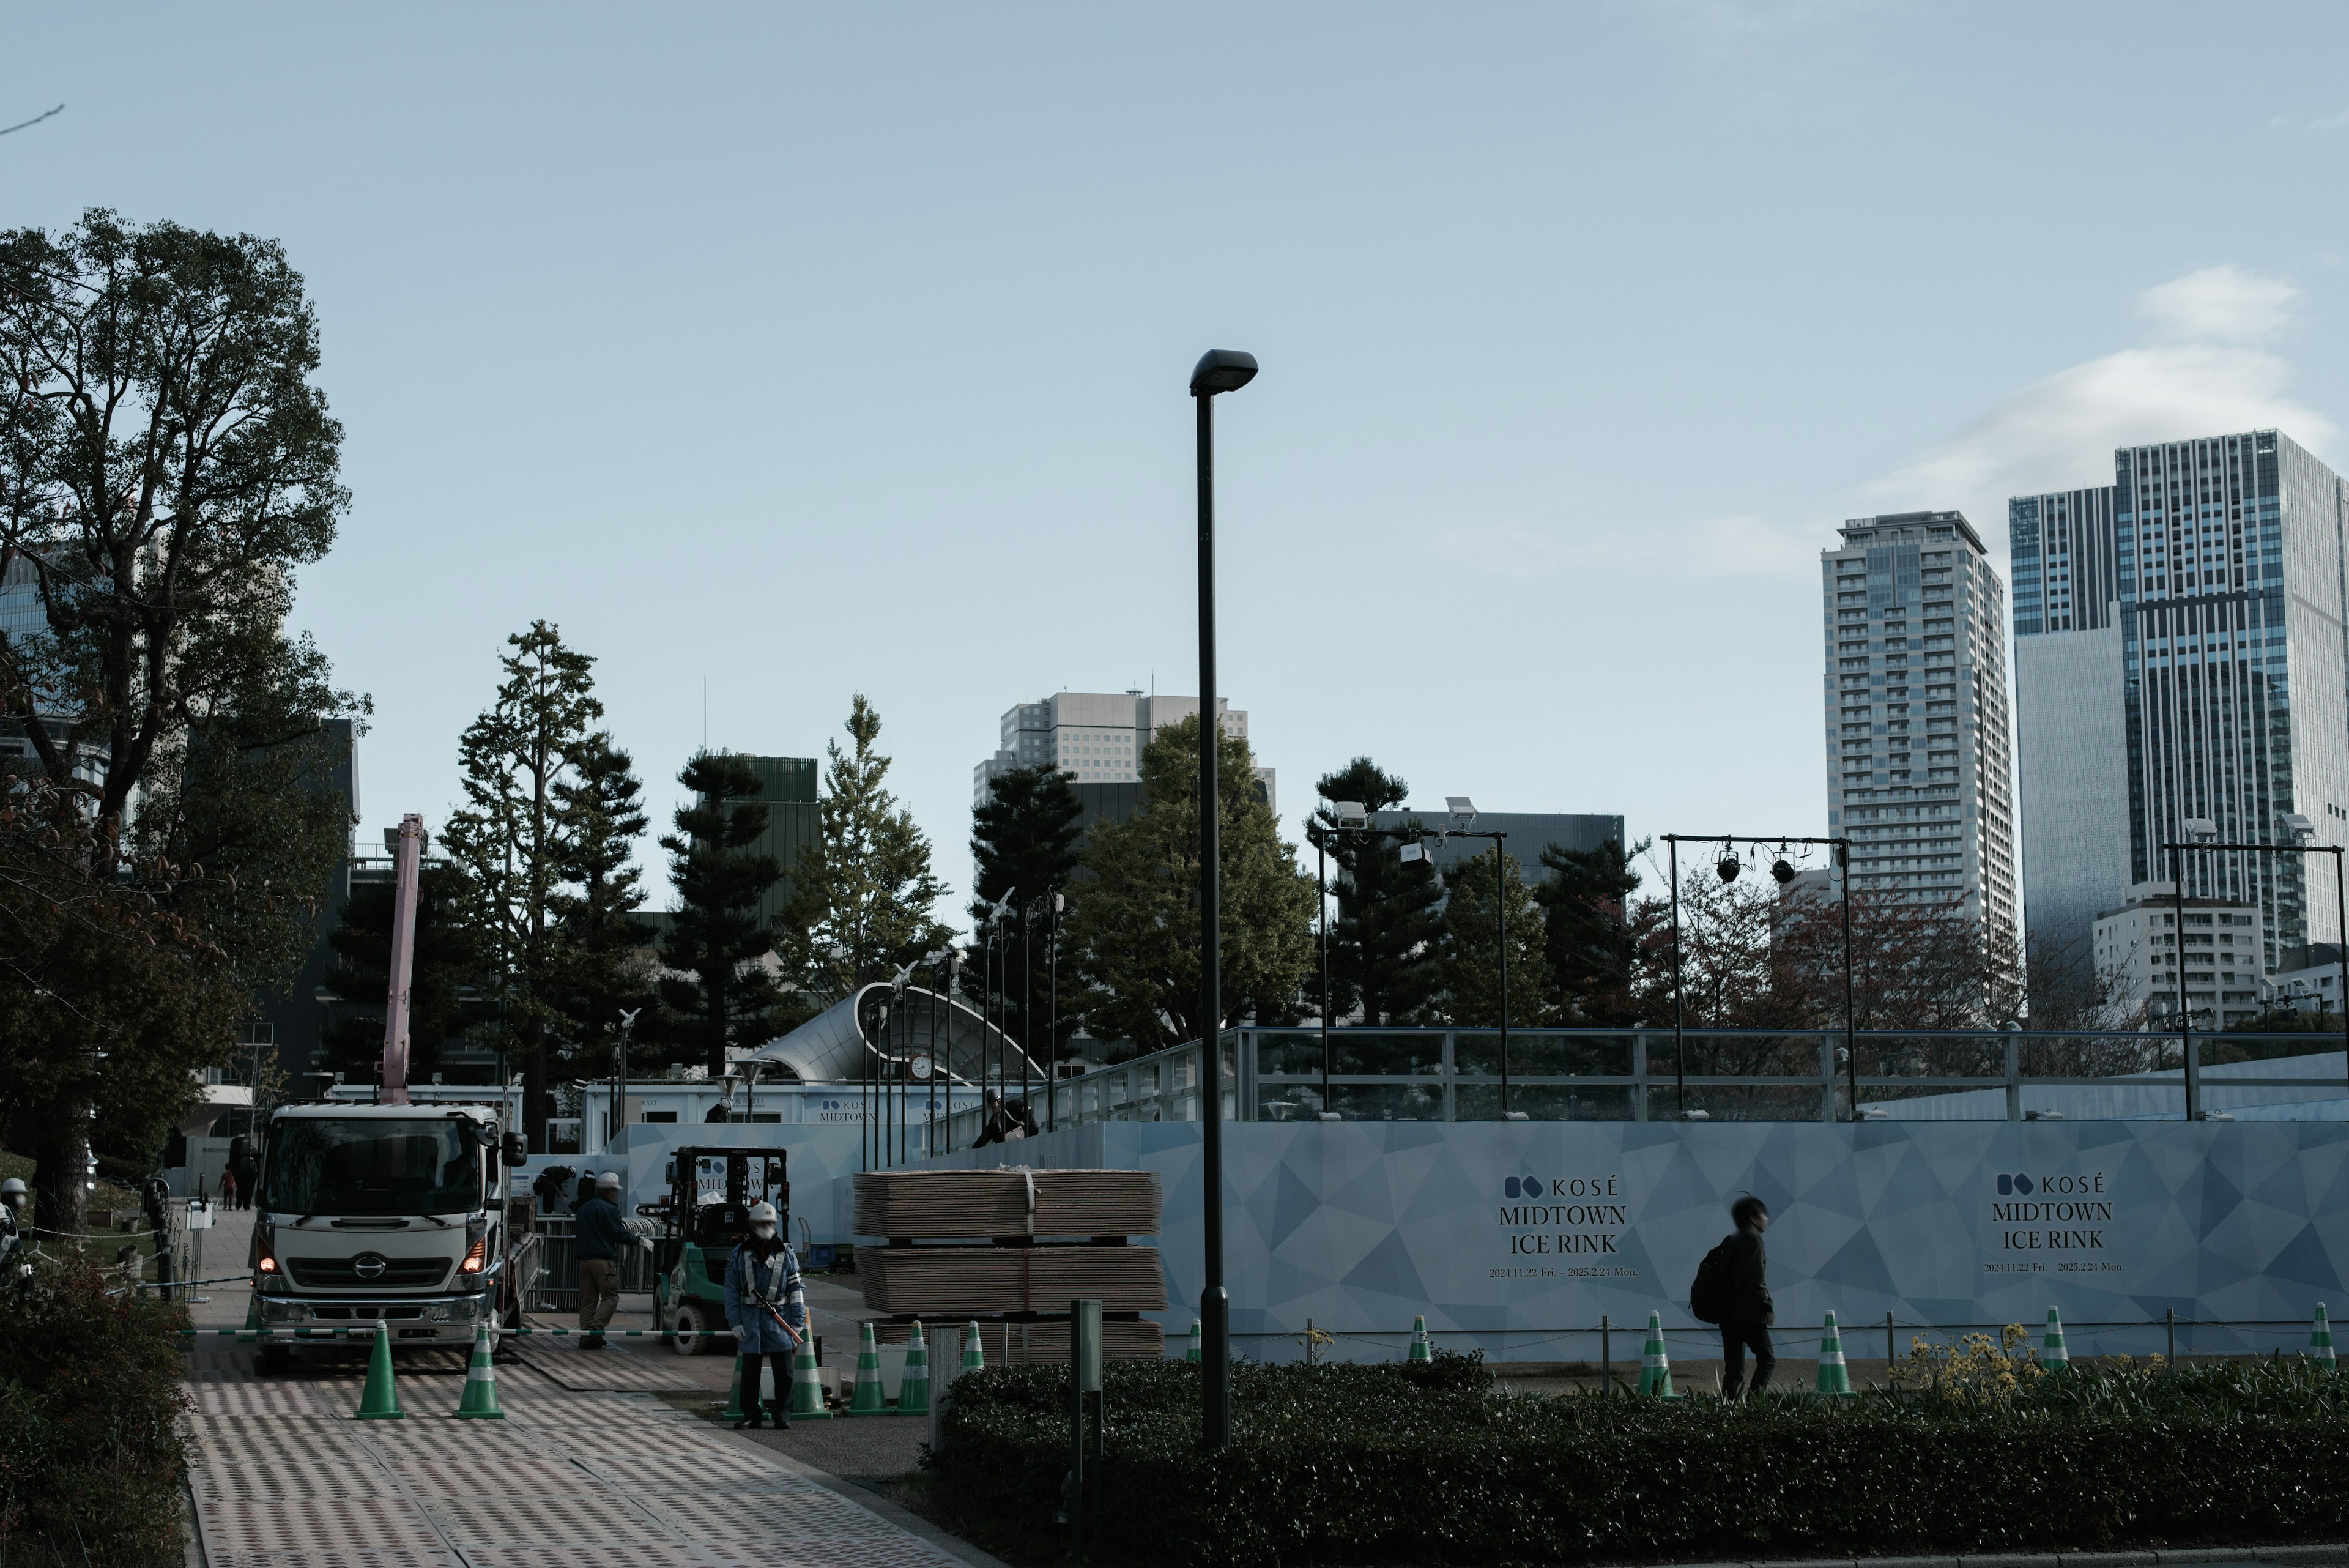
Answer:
[0,1178,28,1280]
[723,1200,804,1429]
[574,1172,651,1350]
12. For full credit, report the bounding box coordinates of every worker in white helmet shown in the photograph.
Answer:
[723,1200,804,1429]
[574,1171,651,1350]
[0,1178,27,1279]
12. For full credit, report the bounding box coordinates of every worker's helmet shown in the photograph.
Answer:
[746,1202,779,1226]
[0,1178,24,1197]
[595,1172,620,1191]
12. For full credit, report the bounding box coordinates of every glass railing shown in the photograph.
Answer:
[924,1027,2349,1143]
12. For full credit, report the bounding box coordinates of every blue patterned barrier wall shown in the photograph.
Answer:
[854,1118,2349,1361]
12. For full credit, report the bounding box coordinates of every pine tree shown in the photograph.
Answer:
[1066,715,1315,1052]
[549,734,653,1072]
[781,695,953,1003]
[1313,758,1444,1025]
[656,752,790,1077]
[1537,836,1649,1025]
[320,864,489,1083]
[1434,846,1550,1027]
[967,765,1084,1058]
[440,622,605,1148]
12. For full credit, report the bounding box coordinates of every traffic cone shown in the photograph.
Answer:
[723,1354,749,1422]
[354,1320,405,1420]
[454,1323,505,1419]
[1813,1310,1852,1395]
[1637,1310,1675,1397]
[788,1337,833,1419]
[897,1323,930,1415]
[2039,1307,2069,1370]
[2312,1304,2336,1367]
[963,1320,986,1372]
[850,1323,887,1414]
[1184,1321,1201,1364]
[1408,1315,1433,1363]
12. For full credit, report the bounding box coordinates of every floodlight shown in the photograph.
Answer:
[1400,841,1431,867]
[2184,817,2219,842]
[2282,812,2317,841]
[1770,857,1797,885]
[1445,796,1477,827]
[1333,800,1368,829]
[1716,852,1741,883]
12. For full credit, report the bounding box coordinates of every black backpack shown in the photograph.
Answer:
[1690,1235,1736,1325]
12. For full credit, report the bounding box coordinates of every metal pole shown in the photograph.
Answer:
[2166,1306,2176,1365]
[1841,838,1857,1120]
[1048,891,1061,1131]
[1195,381,1230,1452]
[1318,828,1331,1118]
[1496,833,1510,1118]
[2175,848,2191,1120]
[1601,1313,1611,1398]
[1670,836,1685,1117]
[2335,847,2347,1102]
[1023,899,1035,1118]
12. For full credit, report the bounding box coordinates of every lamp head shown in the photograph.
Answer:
[2282,812,2317,843]
[1332,800,1368,829]
[1771,857,1797,886]
[1190,349,1259,396]
[2184,816,2219,843]
[1716,852,1742,884]
[1445,795,1477,828]
[1399,840,1431,868]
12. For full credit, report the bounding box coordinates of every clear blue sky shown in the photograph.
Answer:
[10,3,2349,926]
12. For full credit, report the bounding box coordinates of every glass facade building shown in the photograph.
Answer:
[1821,511,2019,940]
[2011,430,2349,979]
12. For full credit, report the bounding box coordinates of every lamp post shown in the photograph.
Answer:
[1047,889,1064,1131]
[2162,814,2349,1118]
[1191,346,1256,1454]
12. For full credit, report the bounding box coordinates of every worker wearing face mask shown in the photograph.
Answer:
[723,1202,805,1429]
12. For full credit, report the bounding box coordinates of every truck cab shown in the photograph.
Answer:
[251,1101,516,1370]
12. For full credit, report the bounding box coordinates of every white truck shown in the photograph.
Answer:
[248,1100,526,1372]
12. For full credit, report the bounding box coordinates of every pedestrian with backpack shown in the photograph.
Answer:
[1689,1194,1775,1397]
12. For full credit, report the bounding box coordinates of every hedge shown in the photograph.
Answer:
[926,1352,2349,1566]
[0,1258,191,1566]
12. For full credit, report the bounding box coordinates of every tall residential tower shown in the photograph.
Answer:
[1820,511,2018,940]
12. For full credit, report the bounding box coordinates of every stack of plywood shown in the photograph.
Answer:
[855,1167,1168,1362]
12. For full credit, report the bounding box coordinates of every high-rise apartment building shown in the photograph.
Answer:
[973,690,1272,812]
[1820,511,2018,939]
[2011,431,2349,976]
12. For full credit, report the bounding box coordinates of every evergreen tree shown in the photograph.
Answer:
[1066,715,1315,1052]
[1537,836,1649,1025]
[1434,846,1551,1027]
[440,621,606,1148]
[967,765,1084,1057]
[319,864,489,1084]
[548,734,654,1071]
[656,752,789,1076]
[781,695,953,1003]
[1312,758,1443,1025]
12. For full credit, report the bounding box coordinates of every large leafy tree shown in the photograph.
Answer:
[967,764,1083,1058]
[1066,714,1315,1053]
[1312,758,1442,1025]
[0,211,352,1229]
[657,752,790,1076]
[782,695,952,1005]
[1538,836,1649,1025]
[1434,846,1551,1027]
[441,622,606,1148]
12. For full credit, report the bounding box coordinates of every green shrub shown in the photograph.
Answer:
[0,1258,190,1565]
[927,1351,2349,1566]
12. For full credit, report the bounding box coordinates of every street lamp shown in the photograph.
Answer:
[1191,346,1255,1454]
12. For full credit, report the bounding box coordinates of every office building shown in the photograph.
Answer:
[720,755,823,936]
[2265,943,2345,1019]
[974,689,1273,814]
[1361,811,1625,885]
[2011,430,2349,975]
[2091,882,2265,1028]
[1821,511,2019,940]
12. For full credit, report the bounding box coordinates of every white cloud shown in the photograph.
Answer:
[2137,265,2298,344]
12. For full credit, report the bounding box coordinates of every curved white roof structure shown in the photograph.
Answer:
[740,983,1047,1088]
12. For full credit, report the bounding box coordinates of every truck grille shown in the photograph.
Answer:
[284,1255,451,1290]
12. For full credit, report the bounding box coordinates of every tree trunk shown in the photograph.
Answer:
[29,1106,90,1246]
[523,1014,548,1154]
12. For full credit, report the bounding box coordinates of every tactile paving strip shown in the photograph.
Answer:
[421,1493,675,1548]
[197,1496,446,1555]
[644,1488,903,1542]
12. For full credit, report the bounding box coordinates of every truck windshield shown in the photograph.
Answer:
[262,1119,481,1217]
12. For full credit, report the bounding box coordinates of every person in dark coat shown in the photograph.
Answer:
[1719,1194,1775,1397]
[724,1202,806,1429]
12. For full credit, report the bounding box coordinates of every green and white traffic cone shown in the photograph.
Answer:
[1185,1320,1201,1364]
[2039,1307,2070,1370]
[897,1323,930,1415]
[850,1322,887,1414]
[354,1320,405,1420]
[963,1320,986,1372]
[2312,1304,2336,1367]
[1408,1315,1433,1363]
[723,1354,749,1422]
[787,1280,831,1420]
[1637,1310,1675,1397]
[1813,1310,1853,1396]
[454,1322,505,1419]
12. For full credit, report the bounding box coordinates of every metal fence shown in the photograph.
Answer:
[925,1027,2349,1151]
[519,1213,658,1312]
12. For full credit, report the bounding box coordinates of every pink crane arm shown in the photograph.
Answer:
[379,814,427,1106]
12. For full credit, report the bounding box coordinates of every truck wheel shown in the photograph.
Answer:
[258,1342,292,1376]
[670,1299,715,1356]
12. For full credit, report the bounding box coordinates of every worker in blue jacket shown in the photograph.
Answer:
[724,1201,806,1429]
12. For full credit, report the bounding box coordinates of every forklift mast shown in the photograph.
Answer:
[664,1148,789,1254]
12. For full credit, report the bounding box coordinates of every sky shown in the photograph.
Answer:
[9,2,2349,931]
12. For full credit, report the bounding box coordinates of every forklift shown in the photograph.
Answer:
[645,1146,788,1356]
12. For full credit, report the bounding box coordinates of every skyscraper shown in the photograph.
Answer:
[1820,511,2018,940]
[2011,430,2349,978]
[973,690,1273,814]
